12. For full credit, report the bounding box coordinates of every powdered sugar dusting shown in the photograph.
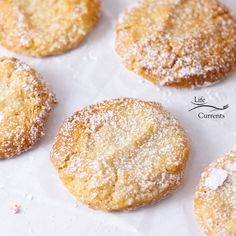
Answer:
[116,0,236,88]
[51,98,190,210]
[227,163,236,171]
[195,152,236,235]
[0,58,57,158]
[205,168,228,190]
[0,0,100,56]
[0,114,4,122]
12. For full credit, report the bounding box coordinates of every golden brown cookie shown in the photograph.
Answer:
[0,57,57,159]
[115,0,236,88]
[194,152,236,235]
[51,98,190,211]
[0,0,100,57]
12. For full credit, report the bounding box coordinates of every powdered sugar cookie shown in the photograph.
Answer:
[51,98,190,211]
[0,57,57,159]
[116,0,236,88]
[194,152,236,235]
[0,0,100,57]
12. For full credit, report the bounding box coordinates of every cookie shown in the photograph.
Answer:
[0,0,100,57]
[115,0,236,88]
[194,152,236,235]
[51,98,190,211]
[0,57,57,159]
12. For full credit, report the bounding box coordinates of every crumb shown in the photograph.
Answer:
[11,204,21,214]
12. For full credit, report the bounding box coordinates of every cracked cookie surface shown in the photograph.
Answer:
[0,0,100,57]
[0,57,57,159]
[115,0,236,88]
[51,98,190,211]
[194,152,236,236]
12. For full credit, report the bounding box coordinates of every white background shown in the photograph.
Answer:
[0,0,236,235]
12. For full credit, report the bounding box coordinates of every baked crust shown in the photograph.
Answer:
[0,57,57,159]
[51,98,190,211]
[0,0,101,57]
[115,0,236,88]
[194,152,236,235]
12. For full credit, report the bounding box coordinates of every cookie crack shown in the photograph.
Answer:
[109,124,155,206]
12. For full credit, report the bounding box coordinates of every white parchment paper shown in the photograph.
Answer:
[0,1,236,235]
